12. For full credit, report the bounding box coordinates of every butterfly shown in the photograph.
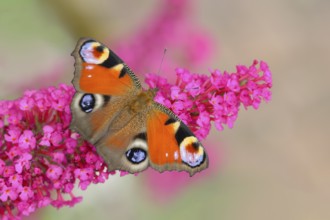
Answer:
[70,38,208,176]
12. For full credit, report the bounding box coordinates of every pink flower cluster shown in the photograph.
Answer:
[0,60,272,219]
[145,60,272,139]
[0,85,113,219]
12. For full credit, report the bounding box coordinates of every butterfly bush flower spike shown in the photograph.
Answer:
[0,59,272,219]
[145,60,272,139]
[0,85,112,219]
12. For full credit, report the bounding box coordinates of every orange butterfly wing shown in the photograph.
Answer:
[71,38,141,95]
[147,104,208,176]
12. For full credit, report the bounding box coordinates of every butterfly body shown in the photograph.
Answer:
[70,38,208,176]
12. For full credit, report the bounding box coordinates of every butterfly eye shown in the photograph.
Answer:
[126,148,147,164]
[79,94,95,113]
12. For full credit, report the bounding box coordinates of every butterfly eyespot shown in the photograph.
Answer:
[79,94,95,113]
[126,148,147,164]
[180,137,205,168]
[80,41,109,64]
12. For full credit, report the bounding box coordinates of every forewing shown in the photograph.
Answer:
[146,103,208,176]
[71,37,141,95]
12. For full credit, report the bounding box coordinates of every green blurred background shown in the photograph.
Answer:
[1,0,330,219]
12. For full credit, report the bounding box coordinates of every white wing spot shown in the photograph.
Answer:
[86,65,94,70]
[174,151,179,160]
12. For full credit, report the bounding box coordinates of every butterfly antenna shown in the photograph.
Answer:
[157,48,167,75]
